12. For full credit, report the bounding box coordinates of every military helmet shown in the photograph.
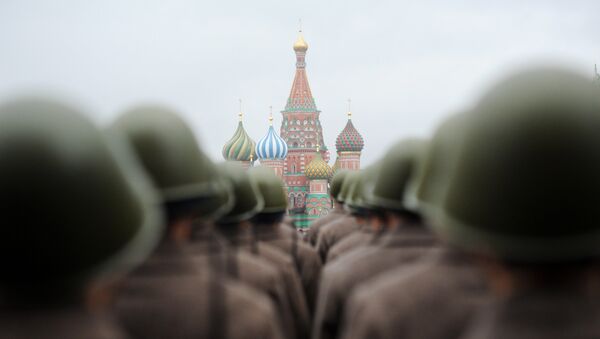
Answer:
[408,113,469,215]
[345,164,381,214]
[330,170,349,201]
[110,105,232,218]
[336,171,359,203]
[216,163,265,224]
[436,68,600,262]
[367,139,427,212]
[248,166,287,214]
[0,98,162,289]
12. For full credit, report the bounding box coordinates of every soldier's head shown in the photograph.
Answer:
[215,163,264,239]
[0,98,162,306]
[432,68,600,292]
[336,171,357,208]
[248,166,288,227]
[110,105,232,243]
[411,112,468,217]
[365,139,427,231]
[330,170,349,207]
[344,164,381,227]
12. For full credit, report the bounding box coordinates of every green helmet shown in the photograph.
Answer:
[330,170,349,201]
[408,113,469,215]
[436,68,600,262]
[0,98,162,290]
[248,166,287,214]
[367,139,427,212]
[110,105,232,218]
[337,171,359,203]
[216,163,265,224]
[346,164,381,214]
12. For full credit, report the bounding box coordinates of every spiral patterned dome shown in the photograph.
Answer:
[222,120,256,161]
[305,151,332,180]
[336,118,364,153]
[256,125,288,160]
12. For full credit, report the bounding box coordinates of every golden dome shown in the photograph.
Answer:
[293,32,308,52]
[305,151,332,180]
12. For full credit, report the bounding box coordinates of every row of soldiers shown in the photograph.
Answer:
[1,65,599,339]
[309,66,600,339]
[0,101,321,338]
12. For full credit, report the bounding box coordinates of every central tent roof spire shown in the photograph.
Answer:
[285,28,316,112]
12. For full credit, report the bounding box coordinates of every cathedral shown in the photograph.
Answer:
[222,30,365,228]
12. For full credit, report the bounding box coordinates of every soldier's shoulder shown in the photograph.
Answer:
[236,249,282,284]
[225,280,284,339]
[327,232,373,262]
[322,245,380,283]
[257,242,295,265]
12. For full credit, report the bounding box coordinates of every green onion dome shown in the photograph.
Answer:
[222,116,256,161]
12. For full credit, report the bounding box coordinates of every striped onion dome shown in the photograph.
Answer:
[222,120,256,161]
[305,150,332,180]
[336,117,364,153]
[256,124,288,160]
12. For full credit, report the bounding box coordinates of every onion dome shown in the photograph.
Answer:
[336,111,364,153]
[305,147,332,180]
[293,31,308,52]
[222,112,256,161]
[256,115,288,160]
[331,156,340,174]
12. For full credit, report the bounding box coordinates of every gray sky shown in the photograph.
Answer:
[1,0,599,165]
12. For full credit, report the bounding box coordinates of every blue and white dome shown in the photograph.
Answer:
[256,125,288,160]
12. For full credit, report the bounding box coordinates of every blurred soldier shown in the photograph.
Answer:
[341,113,489,339]
[215,163,309,339]
[0,98,162,338]
[306,170,350,246]
[315,172,361,262]
[312,140,436,339]
[249,166,323,316]
[326,163,382,263]
[110,106,283,339]
[441,69,600,339]
[186,177,299,339]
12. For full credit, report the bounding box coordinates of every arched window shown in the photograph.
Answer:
[289,195,295,208]
[292,164,296,173]
[306,142,312,148]
[293,142,299,148]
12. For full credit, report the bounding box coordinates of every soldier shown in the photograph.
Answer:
[249,166,323,316]
[313,141,437,339]
[110,106,283,339]
[340,113,489,339]
[306,170,350,246]
[186,181,300,339]
[315,172,361,262]
[215,163,310,339]
[0,98,162,338]
[326,163,382,263]
[441,68,600,339]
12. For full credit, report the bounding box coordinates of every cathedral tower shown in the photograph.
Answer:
[335,102,364,171]
[280,30,329,227]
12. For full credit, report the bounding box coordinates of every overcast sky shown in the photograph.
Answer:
[1,0,599,165]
